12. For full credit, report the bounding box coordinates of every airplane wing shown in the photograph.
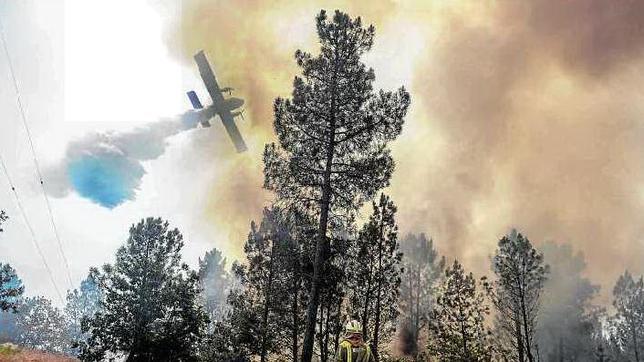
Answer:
[194,51,248,153]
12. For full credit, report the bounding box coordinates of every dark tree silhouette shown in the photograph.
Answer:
[537,242,603,362]
[399,233,444,359]
[0,210,7,232]
[0,212,24,313]
[346,194,403,361]
[484,230,549,362]
[428,260,493,361]
[263,10,409,361]
[0,263,23,313]
[80,217,208,361]
[609,270,644,362]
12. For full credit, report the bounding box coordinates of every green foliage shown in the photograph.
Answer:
[79,217,208,361]
[428,260,493,362]
[0,263,24,313]
[263,9,409,220]
[0,343,19,356]
[262,10,410,360]
[0,212,23,314]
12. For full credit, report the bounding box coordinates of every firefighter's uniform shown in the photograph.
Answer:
[336,320,375,362]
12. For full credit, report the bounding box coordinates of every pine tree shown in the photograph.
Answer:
[0,263,23,313]
[0,210,7,232]
[15,296,69,353]
[228,208,296,361]
[346,194,403,361]
[483,230,549,362]
[198,248,230,325]
[202,317,251,362]
[65,268,102,355]
[537,242,603,362]
[0,212,23,313]
[609,270,644,362]
[278,210,314,362]
[428,260,493,362]
[399,233,445,359]
[263,10,410,361]
[80,217,208,361]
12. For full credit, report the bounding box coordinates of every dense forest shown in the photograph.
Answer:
[1,10,644,362]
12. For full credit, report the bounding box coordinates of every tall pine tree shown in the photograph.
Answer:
[15,296,69,354]
[0,212,23,313]
[347,194,403,361]
[0,263,23,313]
[80,217,208,361]
[609,270,644,362]
[227,208,302,361]
[484,230,549,362]
[428,260,493,362]
[399,233,444,359]
[263,10,410,361]
[65,268,102,356]
[198,248,230,325]
[537,242,602,361]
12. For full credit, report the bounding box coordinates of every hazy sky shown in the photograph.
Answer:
[1,0,644,306]
[0,0,229,304]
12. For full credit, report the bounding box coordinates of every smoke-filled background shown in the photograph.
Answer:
[2,0,644,305]
[154,0,644,303]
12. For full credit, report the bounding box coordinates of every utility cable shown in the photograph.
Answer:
[0,18,74,289]
[0,153,65,303]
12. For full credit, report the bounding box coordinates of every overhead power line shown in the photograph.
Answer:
[0,153,65,304]
[0,18,74,289]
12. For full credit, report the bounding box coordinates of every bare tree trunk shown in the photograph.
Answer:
[291,275,300,362]
[520,293,534,362]
[317,303,326,362]
[260,240,278,362]
[361,262,374,339]
[516,316,525,362]
[459,304,469,360]
[632,319,641,362]
[323,302,332,362]
[334,297,342,355]
[414,266,421,359]
[302,96,337,362]
[371,221,385,362]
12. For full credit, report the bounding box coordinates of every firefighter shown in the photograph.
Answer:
[337,320,375,362]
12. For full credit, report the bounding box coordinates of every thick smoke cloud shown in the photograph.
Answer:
[44,112,202,208]
[391,0,644,294]
[161,0,644,297]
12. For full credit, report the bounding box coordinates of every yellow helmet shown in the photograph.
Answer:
[344,320,362,336]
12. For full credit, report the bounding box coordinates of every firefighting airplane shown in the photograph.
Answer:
[186,50,248,152]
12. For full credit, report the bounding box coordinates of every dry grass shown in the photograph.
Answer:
[0,344,77,362]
